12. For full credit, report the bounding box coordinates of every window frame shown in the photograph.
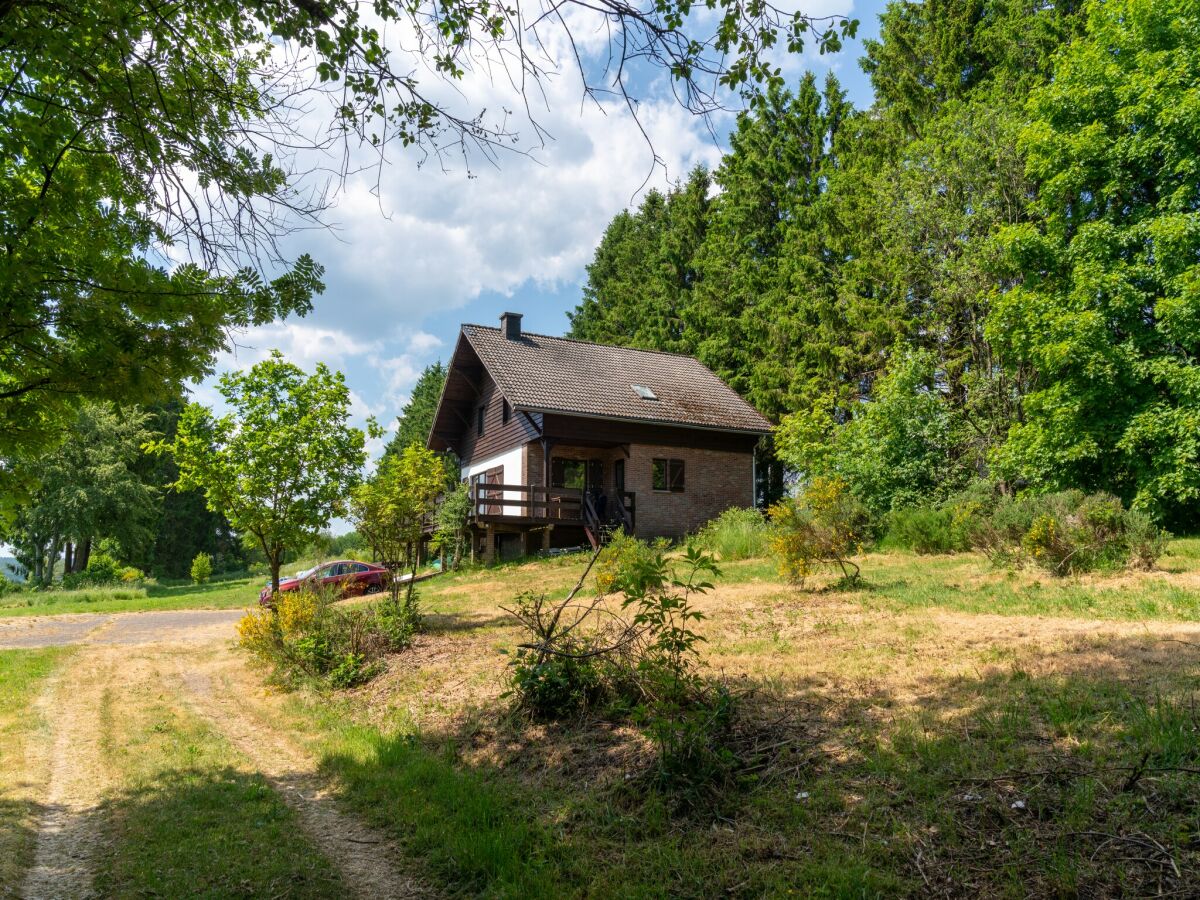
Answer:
[550,457,586,490]
[651,458,685,493]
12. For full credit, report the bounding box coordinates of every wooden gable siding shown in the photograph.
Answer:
[539,413,760,454]
[456,371,540,465]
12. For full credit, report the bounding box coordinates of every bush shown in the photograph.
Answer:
[926,487,1171,575]
[60,551,123,589]
[1012,491,1168,575]
[508,643,605,720]
[768,477,871,587]
[695,507,768,560]
[882,484,1167,575]
[505,542,737,795]
[190,552,213,585]
[83,551,121,583]
[237,585,417,688]
[1126,509,1169,571]
[118,566,145,584]
[594,529,670,594]
[886,506,965,554]
[885,481,1001,554]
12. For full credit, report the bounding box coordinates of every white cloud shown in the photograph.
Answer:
[268,10,727,345]
[191,3,874,480]
[371,353,425,409]
[406,330,443,354]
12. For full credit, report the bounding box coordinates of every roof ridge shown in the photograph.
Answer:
[461,323,705,362]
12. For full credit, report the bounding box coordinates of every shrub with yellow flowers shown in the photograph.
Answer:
[768,476,871,588]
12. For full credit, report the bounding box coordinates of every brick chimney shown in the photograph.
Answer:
[500,311,523,340]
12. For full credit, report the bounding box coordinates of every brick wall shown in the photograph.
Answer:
[521,441,754,540]
[625,443,754,538]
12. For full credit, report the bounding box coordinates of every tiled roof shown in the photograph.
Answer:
[460,325,772,434]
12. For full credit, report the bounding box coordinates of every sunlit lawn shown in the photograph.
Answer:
[0,647,70,893]
[0,575,261,618]
[251,539,1200,896]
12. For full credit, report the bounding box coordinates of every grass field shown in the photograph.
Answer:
[0,647,70,891]
[93,658,348,897]
[0,574,262,618]
[5,541,1200,895]
[263,541,1200,896]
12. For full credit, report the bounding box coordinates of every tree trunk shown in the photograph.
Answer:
[77,537,91,572]
[270,556,282,594]
[405,545,419,610]
[64,542,73,573]
[45,536,61,585]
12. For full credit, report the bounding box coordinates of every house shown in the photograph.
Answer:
[427,313,773,562]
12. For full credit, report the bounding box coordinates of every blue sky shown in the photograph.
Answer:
[196,0,889,458]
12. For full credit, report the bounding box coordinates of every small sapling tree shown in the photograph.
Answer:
[151,352,372,595]
[190,552,213,585]
[349,445,445,614]
[433,481,472,570]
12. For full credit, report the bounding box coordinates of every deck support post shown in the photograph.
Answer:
[540,436,555,519]
[483,525,496,565]
[542,526,552,552]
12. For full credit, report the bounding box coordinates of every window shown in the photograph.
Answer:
[651,458,685,492]
[502,399,510,424]
[476,404,485,436]
[551,457,586,490]
[631,384,658,400]
[351,563,370,573]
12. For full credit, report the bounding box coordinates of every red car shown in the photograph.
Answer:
[259,560,390,606]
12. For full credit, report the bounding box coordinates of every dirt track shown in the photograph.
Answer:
[0,608,244,649]
[11,608,433,899]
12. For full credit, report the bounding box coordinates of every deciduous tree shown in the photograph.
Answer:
[349,445,445,609]
[152,352,371,593]
[0,0,855,490]
[989,0,1200,523]
[9,403,158,585]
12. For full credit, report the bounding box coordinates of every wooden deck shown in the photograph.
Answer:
[471,483,635,548]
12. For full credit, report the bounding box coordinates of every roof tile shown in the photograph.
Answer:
[461,325,772,434]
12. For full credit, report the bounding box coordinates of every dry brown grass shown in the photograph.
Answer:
[301,544,1200,895]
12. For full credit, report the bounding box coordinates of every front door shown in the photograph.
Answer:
[587,459,604,495]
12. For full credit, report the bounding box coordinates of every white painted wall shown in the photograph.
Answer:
[464,446,525,515]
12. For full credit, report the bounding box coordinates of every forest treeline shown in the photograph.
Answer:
[4,369,443,585]
[569,0,1200,528]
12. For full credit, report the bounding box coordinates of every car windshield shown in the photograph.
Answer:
[294,567,316,579]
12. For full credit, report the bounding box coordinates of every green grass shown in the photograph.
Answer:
[94,683,346,898]
[250,539,1200,896]
[0,647,70,894]
[0,574,260,618]
[717,537,1200,622]
[295,700,574,897]
[282,659,1200,896]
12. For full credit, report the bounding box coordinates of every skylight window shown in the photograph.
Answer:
[632,384,658,400]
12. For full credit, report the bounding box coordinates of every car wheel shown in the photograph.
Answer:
[364,583,382,595]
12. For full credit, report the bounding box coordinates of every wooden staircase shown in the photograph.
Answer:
[583,493,632,550]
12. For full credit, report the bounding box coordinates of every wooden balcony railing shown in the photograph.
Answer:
[471,483,636,531]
